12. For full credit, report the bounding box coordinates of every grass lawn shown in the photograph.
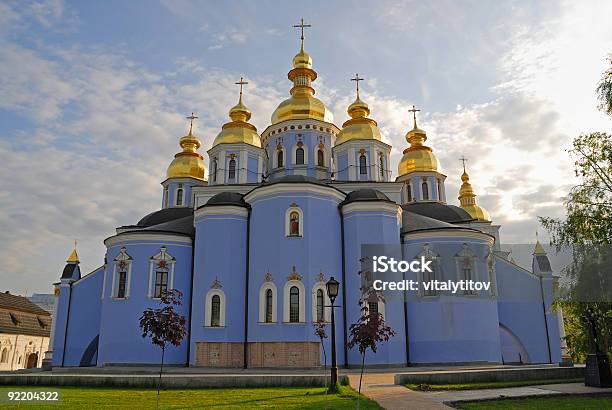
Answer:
[0,385,382,409]
[406,378,583,391]
[452,395,612,409]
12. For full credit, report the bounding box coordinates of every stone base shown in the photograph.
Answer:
[195,341,320,368]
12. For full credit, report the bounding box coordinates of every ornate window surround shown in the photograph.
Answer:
[311,280,331,322]
[285,204,304,237]
[455,243,478,295]
[205,279,226,327]
[111,247,133,299]
[283,267,305,323]
[258,278,277,324]
[147,247,176,299]
[417,243,440,297]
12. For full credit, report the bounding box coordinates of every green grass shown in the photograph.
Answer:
[0,385,382,409]
[452,395,612,409]
[406,378,583,391]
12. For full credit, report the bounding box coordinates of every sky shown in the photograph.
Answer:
[1,0,611,295]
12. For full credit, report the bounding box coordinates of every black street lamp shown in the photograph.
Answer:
[326,276,340,392]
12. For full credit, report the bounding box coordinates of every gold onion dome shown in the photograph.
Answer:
[213,87,262,148]
[270,42,333,124]
[398,108,439,175]
[166,115,206,180]
[458,168,490,221]
[336,80,382,145]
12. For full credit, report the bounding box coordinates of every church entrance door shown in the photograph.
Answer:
[26,353,38,369]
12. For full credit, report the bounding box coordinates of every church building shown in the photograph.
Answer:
[49,23,564,368]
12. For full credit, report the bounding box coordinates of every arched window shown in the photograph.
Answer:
[211,295,221,327]
[277,150,284,168]
[265,289,273,323]
[117,270,127,298]
[407,184,413,202]
[421,181,429,200]
[317,149,324,167]
[379,155,385,178]
[359,154,367,175]
[228,159,236,180]
[205,289,226,327]
[212,159,218,182]
[0,348,8,363]
[296,147,305,165]
[289,286,300,323]
[289,211,300,236]
[176,184,184,206]
[316,289,324,321]
[437,179,442,201]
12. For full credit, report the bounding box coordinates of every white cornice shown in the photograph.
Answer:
[402,230,494,244]
[104,233,192,247]
[261,119,341,146]
[207,143,265,156]
[332,138,392,151]
[195,206,249,220]
[244,183,345,203]
[342,201,400,215]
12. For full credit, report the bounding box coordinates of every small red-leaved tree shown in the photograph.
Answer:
[348,299,396,401]
[313,320,329,389]
[139,289,187,408]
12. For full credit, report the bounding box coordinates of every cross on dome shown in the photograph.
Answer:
[350,73,364,99]
[235,76,248,99]
[186,112,199,134]
[293,18,311,48]
[459,156,468,172]
[408,104,421,128]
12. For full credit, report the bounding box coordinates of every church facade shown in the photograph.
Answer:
[49,31,564,368]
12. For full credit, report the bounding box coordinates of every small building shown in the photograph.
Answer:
[0,292,51,370]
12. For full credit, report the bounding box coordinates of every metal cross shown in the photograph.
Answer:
[235,77,248,98]
[293,18,311,46]
[186,112,199,134]
[408,105,421,127]
[350,73,364,98]
[459,156,468,172]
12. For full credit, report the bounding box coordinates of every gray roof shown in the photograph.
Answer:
[401,211,479,235]
[341,188,392,205]
[402,202,474,224]
[136,207,194,227]
[203,192,248,208]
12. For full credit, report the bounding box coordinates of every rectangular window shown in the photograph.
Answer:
[117,271,127,298]
[154,271,168,298]
[368,301,379,315]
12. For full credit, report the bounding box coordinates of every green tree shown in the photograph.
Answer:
[596,55,612,115]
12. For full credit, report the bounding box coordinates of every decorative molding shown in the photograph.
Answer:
[104,233,192,247]
[244,184,345,203]
[211,277,222,289]
[287,266,303,281]
[316,271,325,283]
[264,272,273,282]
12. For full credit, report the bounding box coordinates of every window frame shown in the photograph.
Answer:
[285,206,304,237]
[258,282,278,323]
[228,158,237,180]
[205,289,226,327]
[283,280,305,323]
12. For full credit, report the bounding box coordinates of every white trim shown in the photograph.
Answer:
[311,282,331,322]
[111,247,132,299]
[274,147,286,169]
[285,206,304,237]
[362,298,386,319]
[455,244,478,295]
[205,289,226,327]
[239,150,247,184]
[403,230,495,243]
[348,147,356,180]
[148,247,176,299]
[341,201,400,215]
[175,184,184,206]
[195,205,249,220]
[283,280,306,323]
[292,144,308,165]
[257,154,263,182]
[258,282,278,323]
[101,266,107,299]
[104,233,192,247]
[245,184,345,203]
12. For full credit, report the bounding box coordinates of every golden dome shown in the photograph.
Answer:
[166,128,206,180]
[398,113,439,175]
[458,169,490,221]
[213,94,261,147]
[270,44,333,124]
[335,94,382,146]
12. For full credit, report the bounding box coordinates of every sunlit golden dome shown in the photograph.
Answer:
[458,166,490,221]
[166,118,206,180]
[398,107,439,175]
[270,41,333,124]
[336,76,382,146]
[213,80,262,147]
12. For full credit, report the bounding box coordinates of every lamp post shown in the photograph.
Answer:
[326,276,340,392]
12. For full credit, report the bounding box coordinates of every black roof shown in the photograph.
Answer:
[204,192,248,207]
[141,215,195,236]
[535,255,552,272]
[401,202,474,224]
[61,263,78,279]
[401,211,477,234]
[137,207,194,227]
[341,188,392,205]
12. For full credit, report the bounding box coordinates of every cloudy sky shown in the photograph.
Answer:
[1,0,611,294]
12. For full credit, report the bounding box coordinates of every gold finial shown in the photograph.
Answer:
[66,240,79,263]
[408,105,421,129]
[350,73,364,99]
[235,76,248,103]
[186,112,199,135]
[534,231,546,254]
[459,156,468,173]
[293,18,311,50]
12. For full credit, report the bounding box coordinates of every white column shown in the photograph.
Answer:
[239,150,247,184]
[218,150,226,184]
[348,148,356,181]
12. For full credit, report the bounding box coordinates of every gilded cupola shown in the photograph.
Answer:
[335,74,382,146]
[166,113,206,180]
[458,161,490,221]
[398,106,439,175]
[270,19,333,124]
[212,77,262,148]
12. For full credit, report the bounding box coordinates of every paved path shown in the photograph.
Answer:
[348,375,612,410]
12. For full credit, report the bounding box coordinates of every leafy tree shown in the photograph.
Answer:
[596,56,612,116]
[348,298,395,407]
[313,320,328,390]
[139,289,187,409]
